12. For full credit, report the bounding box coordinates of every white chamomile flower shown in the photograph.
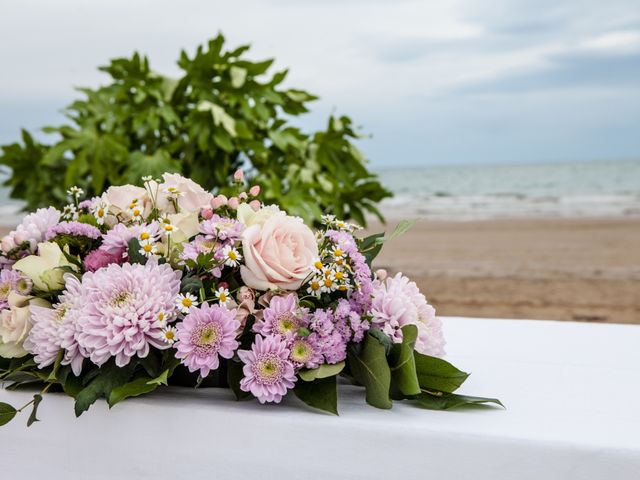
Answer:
[164,186,183,197]
[214,287,231,306]
[310,257,324,273]
[330,245,346,260]
[321,214,336,225]
[62,204,78,220]
[138,227,156,244]
[333,269,348,282]
[157,310,169,325]
[221,245,242,267]
[176,293,198,313]
[306,278,322,297]
[161,325,178,345]
[141,175,153,182]
[127,199,143,221]
[67,186,84,199]
[320,273,337,293]
[93,201,109,225]
[138,241,158,258]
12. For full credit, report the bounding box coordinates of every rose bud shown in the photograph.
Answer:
[249,185,260,197]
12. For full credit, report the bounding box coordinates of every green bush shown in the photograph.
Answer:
[0,34,391,226]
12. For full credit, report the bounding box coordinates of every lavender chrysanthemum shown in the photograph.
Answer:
[370,272,446,357]
[174,302,240,377]
[253,293,307,338]
[45,221,101,241]
[0,269,31,309]
[1,207,61,254]
[289,337,322,369]
[74,259,181,367]
[25,273,86,373]
[200,215,244,242]
[238,335,296,403]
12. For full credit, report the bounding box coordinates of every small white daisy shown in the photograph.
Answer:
[127,199,143,221]
[164,186,183,198]
[176,293,198,313]
[306,278,323,297]
[62,204,78,220]
[310,257,324,273]
[330,245,346,260]
[93,201,109,225]
[221,245,242,267]
[138,241,157,258]
[141,175,153,182]
[161,325,178,345]
[67,186,84,199]
[214,287,231,306]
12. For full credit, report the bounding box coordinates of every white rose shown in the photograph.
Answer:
[102,185,150,224]
[156,173,213,214]
[236,203,281,228]
[13,242,76,291]
[166,212,200,244]
[0,292,49,358]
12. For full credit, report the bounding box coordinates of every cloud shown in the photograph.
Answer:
[0,0,638,166]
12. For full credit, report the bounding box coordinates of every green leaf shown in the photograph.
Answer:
[74,362,135,416]
[389,325,421,396]
[0,402,17,426]
[298,362,344,382]
[293,376,338,415]
[414,391,504,410]
[27,394,43,427]
[227,359,251,400]
[108,377,159,407]
[380,219,415,244]
[414,352,469,393]
[127,238,147,265]
[360,233,385,266]
[347,332,392,409]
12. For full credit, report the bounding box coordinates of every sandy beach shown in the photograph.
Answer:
[2,217,639,324]
[366,218,640,324]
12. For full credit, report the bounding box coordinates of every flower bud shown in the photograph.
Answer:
[233,169,244,183]
[228,197,240,210]
[211,195,228,209]
[249,185,260,197]
[201,208,214,220]
[375,269,388,281]
[248,200,261,211]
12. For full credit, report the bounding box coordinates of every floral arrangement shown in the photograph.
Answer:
[0,171,500,426]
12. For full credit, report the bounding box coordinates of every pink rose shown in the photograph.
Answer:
[240,212,318,291]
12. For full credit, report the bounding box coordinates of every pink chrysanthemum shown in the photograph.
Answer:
[1,207,60,254]
[253,293,307,338]
[174,303,240,377]
[370,272,446,357]
[74,259,181,367]
[238,335,296,403]
[25,273,86,374]
[99,222,160,254]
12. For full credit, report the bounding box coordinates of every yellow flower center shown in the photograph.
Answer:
[324,278,333,288]
[181,298,193,308]
[228,251,237,260]
[219,293,227,302]
[334,248,343,257]
[140,232,150,241]
[314,260,323,270]
[310,281,320,291]
[143,244,153,253]
[164,330,175,341]
[335,271,345,280]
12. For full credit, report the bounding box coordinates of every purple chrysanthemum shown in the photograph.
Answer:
[238,335,296,403]
[174,303,240,377]
[0,269,31,309]
[289,337,322,369]
[73,259,181,367]
[199,215,244,242]
[253,293,307,338]
[45,221,101,241]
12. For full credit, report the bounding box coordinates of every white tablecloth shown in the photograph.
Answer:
[1,317,639,479]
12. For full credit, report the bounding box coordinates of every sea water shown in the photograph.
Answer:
[1,159,639,226]
[375,159,640,220]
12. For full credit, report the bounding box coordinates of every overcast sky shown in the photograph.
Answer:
[1,0,639,167]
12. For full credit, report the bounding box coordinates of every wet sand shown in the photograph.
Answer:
[365,218,640,324]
